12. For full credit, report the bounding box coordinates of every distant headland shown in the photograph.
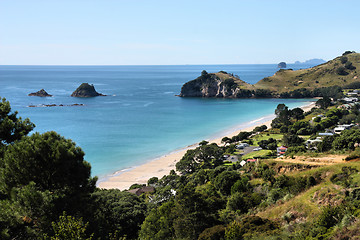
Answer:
[294,58,326,65]
[179,51,359,99]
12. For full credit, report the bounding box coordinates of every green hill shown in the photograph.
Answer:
[255,52,360,93]
[179,52,360,98]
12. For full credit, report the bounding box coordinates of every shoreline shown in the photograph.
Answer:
[97,101,316,190]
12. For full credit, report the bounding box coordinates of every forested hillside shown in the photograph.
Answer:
[2,95,360,239]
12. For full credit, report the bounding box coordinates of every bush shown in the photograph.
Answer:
[345,61,356,70]
[227,192,249,213]
[344,81,360,89]
[147,177,159,185]
[223,78,237,90]
[313,117,321,122]
[345,148,360,161]
[214,171,241,195]
[343,51,356,55]
[285,145,307,155]
[330,166,358,187]
[317,205,344,228]
[336,66,348,75]
[282,134,304,147]
[252,125,267,133]
[224,216,279,240]
[258,138,277,150]
[332,129,360,150]
[340,56,348,64]
[198,225,225,240]
[231,177,250,194]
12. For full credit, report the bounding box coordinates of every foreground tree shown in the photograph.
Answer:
[88,189,147,239]
[0,131,97,196]
[46,213,93,240]
[0,97,35,157]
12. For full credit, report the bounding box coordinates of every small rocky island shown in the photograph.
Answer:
[28,89,53,97]
[278,62,287,68]
[71,83,105,97]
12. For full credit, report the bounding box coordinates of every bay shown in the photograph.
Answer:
[0,64,315,178]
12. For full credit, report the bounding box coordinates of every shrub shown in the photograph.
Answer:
[285,145,307,155]
[345,148,360,161]
[198,225,225,240]
[282,134,304,147]
[345,61,356,70]
[214,171,241,195]
[317,205,344,228]
[313,117,321,122]
[343,51,356,55]
[147,177,159,185]
[336,66,348,75]
[340,56,348,64]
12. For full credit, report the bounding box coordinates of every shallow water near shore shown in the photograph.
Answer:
[0,64,315,178]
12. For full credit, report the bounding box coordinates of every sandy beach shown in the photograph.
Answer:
[97,102,316,190]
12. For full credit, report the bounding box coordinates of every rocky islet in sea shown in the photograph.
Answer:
[71,83,106,97]
[28,89,53,97]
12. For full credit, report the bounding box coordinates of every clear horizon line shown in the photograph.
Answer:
[0,62,316,66]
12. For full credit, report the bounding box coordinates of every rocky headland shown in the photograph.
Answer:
[71,83,105,97]
[178,70,255,98]
[28,89,53,97]
[179,52,360,98]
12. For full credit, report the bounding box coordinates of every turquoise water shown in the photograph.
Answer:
[0,64,315,178]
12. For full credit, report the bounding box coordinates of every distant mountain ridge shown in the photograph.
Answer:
[294,58,326,65]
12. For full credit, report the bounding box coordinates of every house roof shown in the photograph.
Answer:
[128,186,155,196]
[247,159,257,162]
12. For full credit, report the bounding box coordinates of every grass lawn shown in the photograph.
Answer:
[242,149,273,159]
[252,133,283,143]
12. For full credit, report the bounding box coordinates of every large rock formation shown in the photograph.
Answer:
[28,89,53,97]
[71,83,105,97]
[179,71,254,98]
[278,62,287,68]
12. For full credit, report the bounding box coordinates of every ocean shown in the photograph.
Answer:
[0,64,315,178]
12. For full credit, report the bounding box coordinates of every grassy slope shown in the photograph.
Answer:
[257,161,360,221]
[254,52,360,93]
[214,72,255,90]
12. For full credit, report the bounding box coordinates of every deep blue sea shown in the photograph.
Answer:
[0,64,316,178]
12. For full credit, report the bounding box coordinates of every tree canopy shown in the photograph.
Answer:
[0,97,35,147]
[0,131,96,196]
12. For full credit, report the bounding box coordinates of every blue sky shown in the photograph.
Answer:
[1,0,359,65]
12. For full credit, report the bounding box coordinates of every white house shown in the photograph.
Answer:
[333,124,355,134]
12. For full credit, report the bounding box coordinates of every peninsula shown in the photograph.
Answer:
[179,52,359,98]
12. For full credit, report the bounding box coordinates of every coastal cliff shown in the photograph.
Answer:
[179,70,255,98]
[179,52,360,98]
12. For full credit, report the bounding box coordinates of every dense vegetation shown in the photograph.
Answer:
[2,91,360,239]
